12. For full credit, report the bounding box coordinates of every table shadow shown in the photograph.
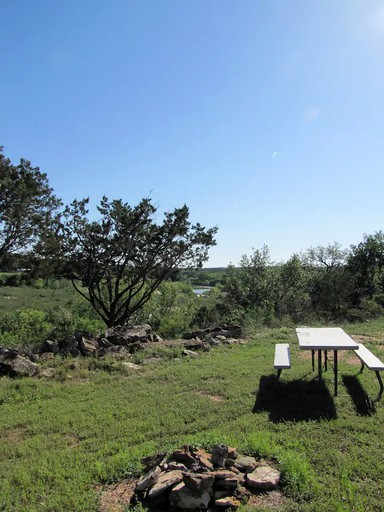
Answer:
[253,375,337,422]
[341,375,377,416]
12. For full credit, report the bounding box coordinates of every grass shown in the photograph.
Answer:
[1,320,384,511]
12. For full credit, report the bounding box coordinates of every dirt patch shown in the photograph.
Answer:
[351,334,377,343]
[248,489,286,509]
[3,427,29,444]
[98,479,136,512]
[197,391,226,402]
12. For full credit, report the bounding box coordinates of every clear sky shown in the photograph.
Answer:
[1,1,383,267]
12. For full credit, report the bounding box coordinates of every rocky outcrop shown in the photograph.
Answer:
[131,444,281,510]
[0,347,39,377]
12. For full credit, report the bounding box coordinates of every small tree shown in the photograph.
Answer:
[57,196,217,327]
[0,147,61,266]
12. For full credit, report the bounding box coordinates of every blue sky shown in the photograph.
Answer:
[1,1,384,266]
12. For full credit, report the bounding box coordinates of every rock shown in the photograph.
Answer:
[205,336,221,346]
[78,334,99,357]
[98,337,114,348]
[183,472,215,492]
[215,496,241,509]
[166,462,188,471]
[246,466,280,491]
[38,352,55,362]
[136,466,161,491]
[101,345,131,359]
[122,362,141,370]
[228,447,238,460]
[215,475,243,492]
[142,451,167,472]
[40,339,59,353]
[104,324,152,346]
[150,333,163,343]
[0,348,39,377]
[211,470,238,480]
[147,470,183,499]
[169,482,212,510]
[182,349,200,357]
[212,444,228,467]
[39,368,55,378]
[58,336,81,356]
[183,339,211,352]
[193,448,214,471]
[172,448,197,468]
[232,455,257,473]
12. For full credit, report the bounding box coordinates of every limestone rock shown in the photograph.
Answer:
[0,348,39,377]
[136,466,161,491]
[232,455,257,473]
[169,482,212,510]
[147,470,183,499]
[104,324,152,346]
[183,472,215,492]
[142,451,167,472]
[215,496,241,509]
[212,444,228,467]
[246,466,280,490]
[78,335,99,357]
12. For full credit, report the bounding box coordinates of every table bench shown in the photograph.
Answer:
[355,343,384,391]
[274,343,290,380]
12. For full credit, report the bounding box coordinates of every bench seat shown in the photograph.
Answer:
[274,343,290,380]
[355,343,384,391]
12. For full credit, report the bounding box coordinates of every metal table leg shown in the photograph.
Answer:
[324,350,328,371]
[312,350,315,371]
[334,350,338,396]
[318,350,322,380]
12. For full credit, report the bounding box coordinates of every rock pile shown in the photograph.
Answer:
[131,444,281,510]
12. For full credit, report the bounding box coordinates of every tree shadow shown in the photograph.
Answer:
[342,375,377,416]
[253,375,337,422]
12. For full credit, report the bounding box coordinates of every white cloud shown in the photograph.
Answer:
[272,152,278,159]
[303,107,320,122]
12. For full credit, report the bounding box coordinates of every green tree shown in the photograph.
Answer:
[304,242,350,317]
[57,196,217,327]
[348,231,384,305]
[0,147,61,266]
[276,254,311,322]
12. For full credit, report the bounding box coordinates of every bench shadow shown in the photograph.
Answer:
[341,375,377,415]
[253,375,337,422]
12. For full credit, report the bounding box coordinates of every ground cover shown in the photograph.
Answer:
[1,320,384,511]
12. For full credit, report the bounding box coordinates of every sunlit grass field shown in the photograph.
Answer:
[1,319,384,511]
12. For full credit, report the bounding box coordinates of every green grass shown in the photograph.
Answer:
[1,320,384,511]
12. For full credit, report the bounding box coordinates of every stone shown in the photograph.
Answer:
[105,324,152,346]
[102,345,131,359]
[169,482,212,510]
[193,448,214,471]
[172,448,197,468]
[227,447,238,459]
[211,470,238,480]
[246,466,280,491]
[182,349,200,357]
[147,470,183,499]
[215,496,241,509]
[183,339,211,352]
[0,348,39,377]
[122,362,141,370]
[58,336,81,356]
[142,451,167,472]
[136,466,161,491]
[98,337,114,348]
[166,462,188,471]
[39,368,55,378]
[232,455,257,473]
[78,335,99,357]
[215,475,243,492]
[38,352,55,362]
[40,339,59,353]
[212,444,228,467]
[183,472,215,492]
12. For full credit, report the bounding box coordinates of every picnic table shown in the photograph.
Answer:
[295,327,359,396]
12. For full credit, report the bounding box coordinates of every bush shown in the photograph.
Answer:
[0,309,52,350]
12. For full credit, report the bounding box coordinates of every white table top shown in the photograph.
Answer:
[296,327,359,350]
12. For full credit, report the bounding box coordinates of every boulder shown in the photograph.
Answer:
[215,496,241,509]
[147,470,183,499]
[104,324,152,346]
[58,336,81,356]
[169,482,212,510]
[172,448,197,468]
[231,455,257,473]
[212,444,228,467]
[0,348,39,377]
[142,451,167,472]
[183,472,215,492]
[136,466,161,492]
[40,339,59,354]
[246,466,280,491]
[77,333,99,357]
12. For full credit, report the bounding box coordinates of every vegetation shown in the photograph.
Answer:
[1,319,384,511]
[0,147,60,267]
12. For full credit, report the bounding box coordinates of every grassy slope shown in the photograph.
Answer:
[1,321,384,512]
